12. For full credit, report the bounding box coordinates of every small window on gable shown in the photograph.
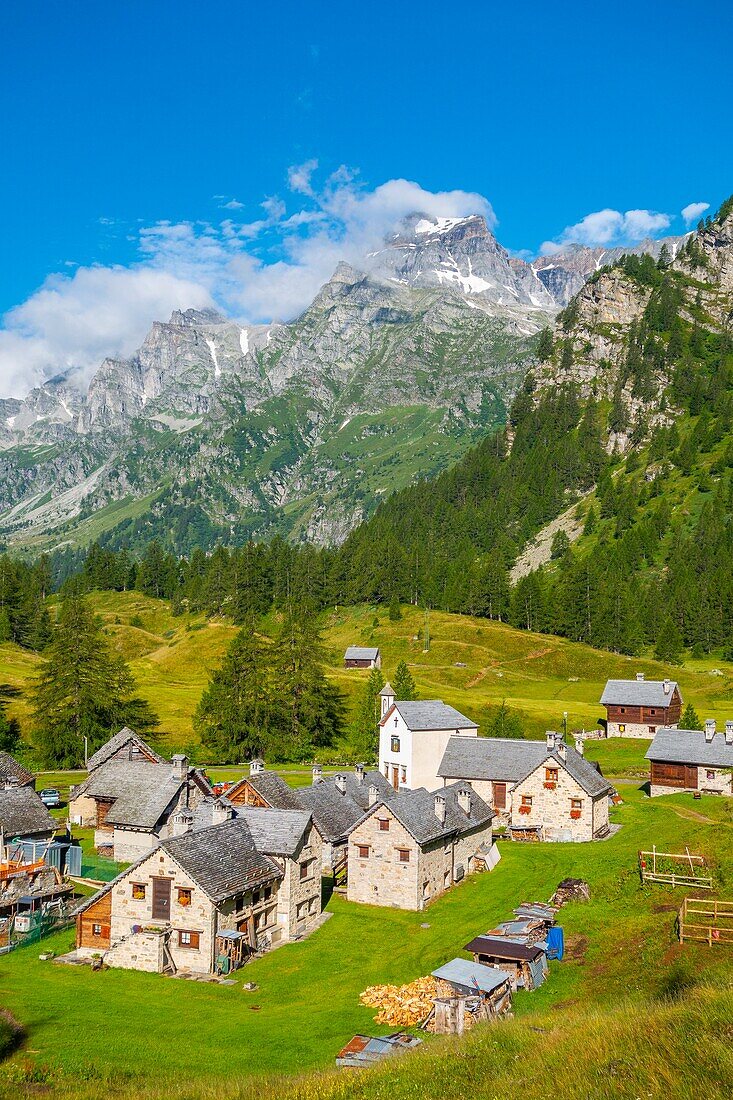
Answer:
[177,888,192,907]
[397,848,411,863]
[379,818,390,831]
[391,735,400,752]
[131,883,146,900]
[393,716,398,726]
[357,844,370,859]
[545,768,558,782]
[300,859,313,881]
[522,795,533,807]
[571,798,583,810]
[92,923,102,936]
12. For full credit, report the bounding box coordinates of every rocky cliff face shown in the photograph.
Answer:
[532,235,687,306]
[0,213,697,550]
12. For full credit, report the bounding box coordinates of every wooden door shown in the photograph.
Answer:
[391,766,400,791]
[493,782,507,810]
[152,877,172,920]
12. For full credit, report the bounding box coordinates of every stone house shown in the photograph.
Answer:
[225,761,305,811]
[438,732,612,841]
[74,809,322,975]
[297,764,397,875]
[347,781,494,911]
[344,646,381,669]
[85,727,166,771]
[0,753,35,790]
[378,685,478,792]
[646,721,733,796]
[69,751,212,861]
[600,674,682,738]
[0,786,56,845]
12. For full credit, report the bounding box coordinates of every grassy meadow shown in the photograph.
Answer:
[3,592,732,772]
[2,783,733,1097]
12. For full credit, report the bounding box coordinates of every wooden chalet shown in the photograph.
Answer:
[600,674,682,738]
[647,721,733,796]
[344,646,381,669]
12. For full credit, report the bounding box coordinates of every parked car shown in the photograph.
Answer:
[39,788,62,808]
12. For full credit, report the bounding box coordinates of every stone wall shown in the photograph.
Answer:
[69,793,97,827]
[276,821,322,941]
[348,808,419,909]
[651,767,733,798]
[511,760,601,841]
[113,827,161,863]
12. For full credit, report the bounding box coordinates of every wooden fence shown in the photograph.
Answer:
[639,847,713,890]
[678,898,733,946]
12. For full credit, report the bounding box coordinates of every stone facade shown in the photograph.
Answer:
[347,804,492,911]
[269,820,322,942]
[511,756,608,841]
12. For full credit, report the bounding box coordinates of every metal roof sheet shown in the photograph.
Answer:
[432,957,512,994]
[464,936,543,962]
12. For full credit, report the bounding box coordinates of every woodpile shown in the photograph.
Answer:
[551,878,590,906]
[360,976,447,1026]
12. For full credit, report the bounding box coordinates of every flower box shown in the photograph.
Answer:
[570,810,582,820]
[544,782,556,790]
[518,804,532,815]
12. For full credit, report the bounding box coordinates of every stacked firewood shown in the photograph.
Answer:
[360,976,446,1026]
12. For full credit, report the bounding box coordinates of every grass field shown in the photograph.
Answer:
[2,783,733,1097]
[4,593,733,762]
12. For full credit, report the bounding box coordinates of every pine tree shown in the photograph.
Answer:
[654,617,684,665]
[348,666,384,761]
[681,702,700,730]
[0,686,21,753]
[31,596,158,766]
[536,328,553,361]
[486,699,524,739]
[393,660,417,701]
[550,530,571,560]
[583,505,597,536]
[388,596,402,621]
[194,617,275,763]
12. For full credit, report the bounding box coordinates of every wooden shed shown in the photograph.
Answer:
[344,646,381,669]
[464,935,547,990]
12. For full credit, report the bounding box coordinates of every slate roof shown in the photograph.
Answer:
[381,700,478,731]
[86,728,165,772]
[378,782,494,846]
[234,808,312,856]
[438,736,612,798]
[244,770,304,810]
[646,727,733,768]
[160,819,281,903]
[0,787,56,838]
[74,761,197,830]
[296,770,396,843]
[0,752,34,787]
[464,935,543,962]
[432,957,512,994]
[600,679,680,708]
[344,646,380,660]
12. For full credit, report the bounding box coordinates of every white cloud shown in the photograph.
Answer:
[0,171,494,399]
[681,201,710,224]
[540,207,671,255]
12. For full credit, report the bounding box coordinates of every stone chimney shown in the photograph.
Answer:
[434,793,446,825]
[546,730,557,751]
[575,737,585,757]
[557,742,567,761]
[311,764,323,786]
[368,784,379,807]
[249,758,264,777]
[171,753,188,782]
[705,719,716,743]
[211,797,234,825]
[171,808,193,836]
[334,773,347,795]
[725,721,733,746]
[355,763,365,786]
[636,672,645,682]
[457,788,472,816]
[663,678,671,695]
[380,682,395,718]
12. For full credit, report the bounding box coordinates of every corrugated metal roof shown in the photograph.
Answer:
[464,935,543,961]
[600,679,680,708]
[432,957,512,994]
[646,727,733,767]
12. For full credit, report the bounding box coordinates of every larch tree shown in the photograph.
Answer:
[31,596,158,767]
[348,666,384,761]
[392,660,418,701]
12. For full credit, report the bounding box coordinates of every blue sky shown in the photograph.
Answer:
[0,0,731,396]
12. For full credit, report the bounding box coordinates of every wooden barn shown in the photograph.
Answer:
[344,646,381,670]
[647,722,733,796]
[600,674,682,738]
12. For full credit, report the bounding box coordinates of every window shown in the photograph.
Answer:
[444,870,451,888]
[383,762,389,777]
[545,768,558,782]
[522,795,533,807]
[131,883,146,900]
[570,798,582,819]
[300,859,314,881]
[649,708,657,715]
[379,818,390,831]
[620,707,626,714]
[253,890,261,904]
[648,726,656,735]
[401,766,407,783]
[393,716,398,726]
[177,888,192,907]
[178,930,200,949]
[357,845,370,859]
[264,886,272,900]
[296,901,307,921]
[92,923,102,937]
[397,848,411,863]
[391,735,400,752]
[706,770,716,780]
